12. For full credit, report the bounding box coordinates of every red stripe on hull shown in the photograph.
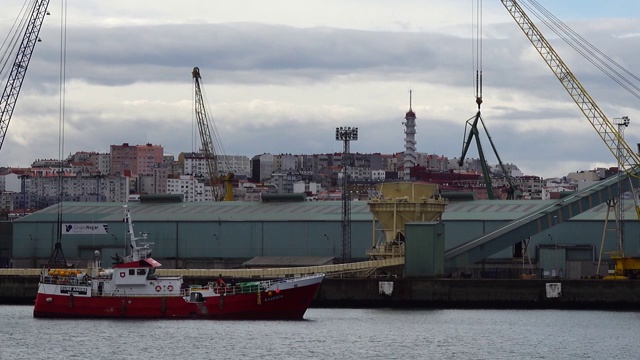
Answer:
[34,282,321,320]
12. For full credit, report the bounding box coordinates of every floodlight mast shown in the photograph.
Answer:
[335,126,358,262]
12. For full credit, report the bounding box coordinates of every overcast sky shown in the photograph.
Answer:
[2,0,640,179]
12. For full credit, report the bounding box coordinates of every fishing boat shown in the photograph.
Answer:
[33,206,325,320]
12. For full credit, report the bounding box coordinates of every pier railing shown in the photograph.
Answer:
[0,258,404,278]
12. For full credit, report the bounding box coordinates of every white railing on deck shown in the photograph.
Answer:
[39,275,90,287]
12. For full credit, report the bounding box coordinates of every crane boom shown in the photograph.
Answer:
[502,0,640,265]
[0,0,50,152]
[500,0,640,174]
[192,67,221,201]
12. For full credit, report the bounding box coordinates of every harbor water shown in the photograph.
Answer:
[1,305,639,359]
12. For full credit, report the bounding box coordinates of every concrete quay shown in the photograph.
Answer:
[3,275,640,309]
[314,278,640,310]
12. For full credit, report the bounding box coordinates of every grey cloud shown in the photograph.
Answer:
[29,23,466,86]
[5,19,640,177]
[28,21,638,110]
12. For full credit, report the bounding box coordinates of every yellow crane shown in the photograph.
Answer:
[192,67,234,201]
[501,0,640,278]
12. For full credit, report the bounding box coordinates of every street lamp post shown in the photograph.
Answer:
[613,116,630,256]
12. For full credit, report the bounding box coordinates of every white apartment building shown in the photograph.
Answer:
[153,166,169,194]
[271,172,297,194]
[181,152,251,177]
[89,153,111,174]
[496,163,524,177]
[137,175,155,195]
[31,174,129,202]
[1,173,33,211]
[66,151,110,175]
[346,166,372,181]
[167,175,212,202]
[0,192,14,211]
[387,156,399,172]
[517,176,545,199]
[567,169,603,183]
[371,169,386,181]
[253,153,275,182]
[274,154,297,171]
[293,181,321,195]
[416,153,449,171]
[541,185,577,200]
[135,165,170,195]
[30,165,73,177]
[0,172,24,192]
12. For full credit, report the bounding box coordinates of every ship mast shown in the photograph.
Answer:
[123,206,152,262]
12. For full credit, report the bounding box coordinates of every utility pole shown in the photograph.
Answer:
[335,126,358,262]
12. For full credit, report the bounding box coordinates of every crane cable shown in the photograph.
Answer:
[0,0,32,82]
[518,0,640,256]
[191,75,229,173]
[56,0,68,246]
[518,2,640,169]
[520,0,640,101]
[199,79,231,174]
[472,0,483,109]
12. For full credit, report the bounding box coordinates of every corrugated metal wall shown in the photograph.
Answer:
[11,218,374,266]
[405,222,445,277]
[443,219,640,261]
[9,201,640,269]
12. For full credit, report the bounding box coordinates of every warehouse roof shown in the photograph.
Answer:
[441,200,558,221]
[15,197,618,224]
[16,200,375,223]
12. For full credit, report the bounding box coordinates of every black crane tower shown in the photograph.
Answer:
[0,0,51,152]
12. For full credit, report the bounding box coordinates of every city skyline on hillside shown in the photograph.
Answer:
[7,143,619,182]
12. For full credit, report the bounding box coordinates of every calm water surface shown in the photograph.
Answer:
[1,305,639,359]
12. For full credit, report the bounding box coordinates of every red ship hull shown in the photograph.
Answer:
[33,280,322,320]
[35,208,325,320]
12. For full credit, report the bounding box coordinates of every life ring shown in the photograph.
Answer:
[167,285,174,292]
[155,285,161,292]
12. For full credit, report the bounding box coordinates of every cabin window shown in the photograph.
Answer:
[137,269,146,276]
[129,269,135,275]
